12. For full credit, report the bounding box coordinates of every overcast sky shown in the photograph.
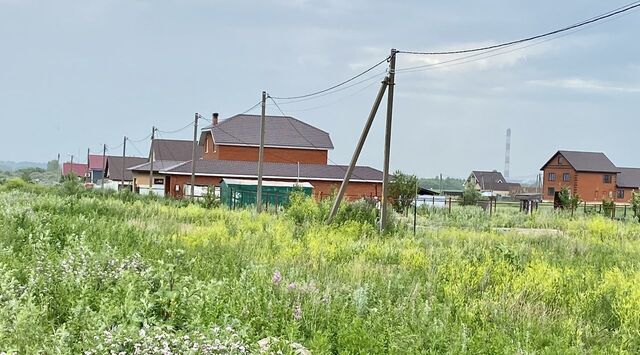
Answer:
[1,0,638,179]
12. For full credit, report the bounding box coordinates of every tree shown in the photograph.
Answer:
[47,160,60,173]
[461,182,482,206]
[389,170,418,214]
[558,187,580,210]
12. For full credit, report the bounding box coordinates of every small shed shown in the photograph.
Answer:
[220,178,313,209]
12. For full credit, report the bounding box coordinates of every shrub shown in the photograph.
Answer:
[2,177,29,190]
[558,187,580,210]
[461,183,482,206]
[199,186,220,209]
[602,199,615,217]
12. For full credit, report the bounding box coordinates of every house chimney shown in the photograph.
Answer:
[212,112,219,125]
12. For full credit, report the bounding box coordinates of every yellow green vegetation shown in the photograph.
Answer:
[1,186,640,353]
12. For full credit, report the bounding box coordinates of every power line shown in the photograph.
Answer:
[269,56,391,100]
[157,121,194,134]
[278,78,384,113]
[398,1,640,55]
[395,4,639,74]
[268,96,370,182]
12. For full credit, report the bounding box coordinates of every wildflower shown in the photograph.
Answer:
[272,270,282,284]
[293,304,302,320]
[287,282,296,290]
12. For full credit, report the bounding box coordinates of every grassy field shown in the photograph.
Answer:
[1,185,640,353]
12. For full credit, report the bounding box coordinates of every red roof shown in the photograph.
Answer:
[88,154,106,170]
[62,163,88,176]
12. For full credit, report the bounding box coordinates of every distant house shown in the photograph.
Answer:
[104,156,148,189]
[466,170,521,197]
[540,150,622,203]
[62,162,88,178]
[87,155,106,184]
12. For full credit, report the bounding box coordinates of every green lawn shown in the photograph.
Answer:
[1,186,640,353]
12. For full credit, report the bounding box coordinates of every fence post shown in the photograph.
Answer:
[624,205,627,218]
[413,199,417,236]
[612,203,616,219]
[448,197,452,214]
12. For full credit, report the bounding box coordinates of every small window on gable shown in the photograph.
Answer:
[205,137,209,153]
[558,156,563,165]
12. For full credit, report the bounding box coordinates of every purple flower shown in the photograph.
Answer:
[293,304,302,320]
[287,282,296,290]
[272,271,282,284]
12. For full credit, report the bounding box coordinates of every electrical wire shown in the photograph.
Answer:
[398,1,640,55]
[278,78,385,113]
[275,70,388,106]
[268,96,371,182]
[394,6,635,75]
[157,121,194,134]
[269,56,391,100]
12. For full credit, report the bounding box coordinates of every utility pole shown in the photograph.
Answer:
[257,91,266,212]
[101,144,106,190]
[380,48,397,232]
[121,136,126,191]
[327,76,389,223]
[57,153,60,181]
[149,127,155,195]
[440,173,443,194]
[190,113,199,199]
[87,147,90,183]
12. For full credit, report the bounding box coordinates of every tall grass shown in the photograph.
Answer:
[1,187,640,353]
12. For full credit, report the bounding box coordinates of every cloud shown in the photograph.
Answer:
[527,78,640,93]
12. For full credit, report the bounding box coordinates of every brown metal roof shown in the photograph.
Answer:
[152,139,203,161]
[541,150,619,173]
[128,160,189,173]
[201,114,334,150]
[617,167,640,188]
[105,156,148,181]
[159,159,382,182]
[471,170,520,191]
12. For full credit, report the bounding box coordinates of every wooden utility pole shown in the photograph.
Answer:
[190,113,199,199]
[149,127,155,195]
[121,136,126,191]
[327,77,389,223]
[257,91,267,212]
[101,144,106,190]
[57,153,60,181]
[86,148,90,183]
[380,49,397,232]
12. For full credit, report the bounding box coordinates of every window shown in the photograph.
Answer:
[603,174,612,184]
[548,172,556,181]
[558,156,563,165]
[563,173,570,182]
[617,189,625,199]
[205,138,209,153]
[547,187,555,196]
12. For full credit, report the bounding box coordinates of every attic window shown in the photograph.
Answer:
[558,156,563,165]
[205,137,209,153]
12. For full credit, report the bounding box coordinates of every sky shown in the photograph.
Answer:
[1,0,639,180]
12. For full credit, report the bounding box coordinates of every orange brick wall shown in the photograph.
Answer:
[166,174,380,201]
[200,132,327,164]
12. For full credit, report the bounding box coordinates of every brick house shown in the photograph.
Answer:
[616,167,640,202]
[130,113,383,199]
[199,113,333,164]
[540,150,632,203]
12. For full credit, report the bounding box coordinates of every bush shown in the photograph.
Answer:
[631,192,640,222]
[2,177,29,190]
[558,187,580,210]
[602,199,615,217]
[199,186,220,209]
[461,183,482,206]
